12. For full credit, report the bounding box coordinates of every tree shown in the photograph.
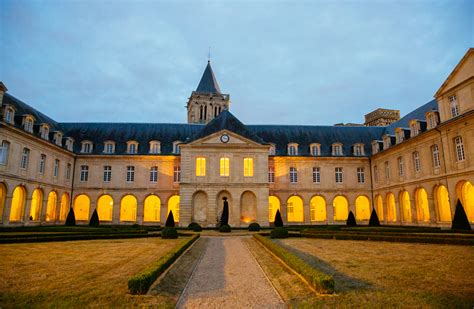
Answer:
[89,208,99,226]
[274,209,284,227]
[165,211,175,227]
[452,199,471,230]
[346,210,357,226]
[65,207,76,226]
[219,197,229,227]
[369,208,381,226]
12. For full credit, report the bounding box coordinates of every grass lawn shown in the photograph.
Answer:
[0,237,182,308]
[273,238,474,307]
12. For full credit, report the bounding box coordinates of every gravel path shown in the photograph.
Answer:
[177,237,285,308]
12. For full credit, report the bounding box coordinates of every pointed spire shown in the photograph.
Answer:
[196,61,222,94]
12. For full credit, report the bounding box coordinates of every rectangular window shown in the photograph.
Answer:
[174,165,181,182]
[333,145,343,156]
[24,119,33,133]
[354,145,364,156]
[66,163,71,180]
[220,157,230,176]
[268,167,275,183]
[312,167,321,183]
[398,157,404,176]
[288,145,297,155]
[20,148,30,169]
[455,136,465,161]
[80,165,89,182]
[150,166,158,182]
[243,157,254,177]
[311,145,320,156]
[357,167,365,183]
[432,144,440,168]
[129,144,137,154]
[384,161,390,180]
[290,167,297,183]
[38,154,46,174]
[103,165,112,182]
[82,143,92,153]
[0,141,9,165]
[413,151,421,172]
[449,95,459,117]
[105,143,114,154]
[126,166,135,182]
[335,167,343,183]
[4,108,13,123]
[196,157,206,176]
[374,165,379,182]
[53,159,60,177]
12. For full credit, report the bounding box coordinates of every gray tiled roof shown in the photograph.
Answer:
[384,99,438,135]
[196,61,221,94]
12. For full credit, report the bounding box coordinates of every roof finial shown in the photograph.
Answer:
[208,46,211,63]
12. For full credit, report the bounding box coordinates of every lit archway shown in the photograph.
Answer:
[375,194,384,220]
[144,195,161,222]
[74,194,90,221]
[456,181,474,222]
[269,196,281,222]
[59,193,69,221]
[168,195,180,222]
[355,196,370,221]
[386,193,397,222]
[415,188,430,222]
[310,195,326,221]
[435,185,451,222]
[10,186,26,222]
[45,191,57,222]
[29,188,43,221]
[287,196,304,222]
[333,195,349,221]
[241,191,257,223]
[120,195,137,222]
[0,183,6,222]
[97,195,114,221]
[399,191,412,222]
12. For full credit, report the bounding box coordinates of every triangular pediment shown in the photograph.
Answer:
[435,48,474,97]
[188,129,263,146]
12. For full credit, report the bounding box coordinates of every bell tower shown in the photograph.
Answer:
[187,61,230,124]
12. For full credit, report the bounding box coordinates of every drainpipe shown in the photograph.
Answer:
[70,155,77,209]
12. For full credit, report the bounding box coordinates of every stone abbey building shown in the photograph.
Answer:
[0,49,473,228]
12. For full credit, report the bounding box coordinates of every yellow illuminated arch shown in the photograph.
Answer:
[287,195,304,222]
[435,185,451,222]
[144,195,161,222]
[29,188,43,221]
[399,191,412,222]
[120,195,137,222]
[0,183,6,221]
[10,186,26,222]
[355,196,370,221]
[269,196,281,222]
[59,193,69,221]
[415,188,430,222]
[333,195,349,221]
[74,194,90,221]
[386,193,397,222]
[45,191,57,222]
[457,181,474,223]
[375,194,384,220]
[310,195,326,221]
[97,195,114,221]
[168,195,180,222]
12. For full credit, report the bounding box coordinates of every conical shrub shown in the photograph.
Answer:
[369,208,381,226]
[219,198,229,227]
[346,210,357,226]
[452,199,471,230]
[274,209,284,227]
[165,211,175,227]
[89,208,100,226]
[65,208,76,226]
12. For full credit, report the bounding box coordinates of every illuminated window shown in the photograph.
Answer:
[384,161,390,180]
[126,166,135,182]
[80,165,89,182]
[20,148,30,169]
[97,195,113,221]
[268,167,275,183]
[375,195,384,220]
[458,181,474,222]
[45,191,57,222]
[386,193,397,222]
[357,167,365,183]
[59,193,69,221]
[144,195,161,222]
[220,157,230,176]
[449,95,459,117]
[312,167,320,183]
[150,166,158,182]
[310,143,320,156]
[196,157,206,176]
[415,188,430,222]
[288,143,298,155]
[120,195,137,222]
[39,154,46,174]
[73,194,90,221]
[29,189,43,221]
[103,165,112,182]
[333,195,348,221]
[10,186,26,222]
[413,151,421,172]
[174,165,181,182]
[454,136,465,161]
[0,141,10,165]
[310,195,326,221]
[400,190,412,222]
[168,195,180,222]
[53,159,60,178]
[289,167,297,183]
[398,157,404,176]
[432,144,440,168]
[355,196,370,221]
[335,167,343,183]
[268,196,280,222]
[287,196,304,222]
[435,185,451,222]
[243,157,253,177]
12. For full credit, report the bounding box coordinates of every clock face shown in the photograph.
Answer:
[220,134,230,143]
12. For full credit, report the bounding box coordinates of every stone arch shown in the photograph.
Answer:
[120,194,137,222]
[287,195,304,222]
[434,185,451,222]
[0,182,6,222]
[240,191,257,223]
[355,195,370,221]
[45,191,58,222]
[97,194,114,222]
[59,193,69,221]
[144,194,161,222]
[415,188,430,222]
[73,194,90,221]
[216,190,232,225]
[310,195,326,222]
[375,194,384,220]
[10,185,27,222]
[333,195,349,221]
[456,180,474,222]
[268,195,281,222]
[191,191,207,224]
[29,188,43,221]
[399,190,412,222]
[167,195,180,222]
[386,192,397,222]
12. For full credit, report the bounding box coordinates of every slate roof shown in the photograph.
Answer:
[196,61,221,94]
[384,99,438,135]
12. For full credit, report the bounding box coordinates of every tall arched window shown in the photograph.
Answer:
[310,195,326,222]
[45,191,57,222]
[168,195,180,222]
[287,196,303,222]
[10,186,26,222]
[375,194,384,220]
[29,189,43,221]
[97,195,114,221]
[333,196,348,221]
[268,196,281,222]
[386,193,397,222]
[457,181,474,222]
[399,191,412,222]
[144,195,161,222]
[454,136,465,161]
[415,188,430,222]
[435,185,451,222]
[0,183,6,221]
[355,196,370,221]
[59,193,69,221]
[120,195,137,222]
[74,194,90,221]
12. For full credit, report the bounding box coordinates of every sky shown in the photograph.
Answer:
[0,0,472,126]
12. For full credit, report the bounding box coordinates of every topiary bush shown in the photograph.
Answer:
[165,211,175,228]
[219,224,231,233]
[161,227,178,239]
[89,209,100,226]
[452,199,471,230]
[346,210,357,226]
[369,208,381,226]
[219,197,229,227]
[270,227,289,239]
[248,222,261,231]
[65,208,76,226]
[274,209,284,227]
[188,222,202,232]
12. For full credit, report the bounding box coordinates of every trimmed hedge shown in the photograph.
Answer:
[219,224,231,233]
[128,234,199,294]
[270,227,289,239]
[0,233,161,244]
[248,223,261,231]
[254,234,334,294]
[161,227,178,239]
[188,222,202,232]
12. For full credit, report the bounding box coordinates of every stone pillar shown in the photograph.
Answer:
[23,196,33,224]
[428,196,438,224]
[136,200,144,225]
[2,195,12,225]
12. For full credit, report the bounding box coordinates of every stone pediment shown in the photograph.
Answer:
[188,129,263,147]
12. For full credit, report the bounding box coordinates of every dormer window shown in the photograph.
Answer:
[353,144,364,156]
[395,128,405,144]
[426,112,439,129]
[383,135,391,150]
[53,132,63,146]
[104,141,115,154]
[65,138,74,152]
[269,144,276,156]
[310,143,321,156]
[409,120,419,137]
[22,116,34,133]
[288,143,298,156]
[332,143,343,156]
[127,141,139,154]
[81,141,93,153]
[40,124,50,140]
[173,141,182,154]
[449,95,459,117]
[372,141,380,154]
[3,106,15,124]
[149,141,161,154]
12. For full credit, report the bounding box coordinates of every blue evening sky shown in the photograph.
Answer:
[1,0,472,125]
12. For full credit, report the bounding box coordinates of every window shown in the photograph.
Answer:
[173,141,182,154]
[413,151,421,172]
[4,107,14,124]
[398,157,404,176]
[454,136,465,161]
[220,157,230,176]
[126,166,135,182]
[383,136,391,150]
[0,141,10,165]
[289,167,297,183]
[80,165,89,182]
[372,141,380,154]
[38,154,46,174]
[81,141,93,153]
[312,167,321,183]
[269,144,276,155]
[128,142,138,154]
[66,163,71,180]
[54,132,62,146]
[40,125,49,140]
[288,143,298,155]
[174,166,181,182]
[104,142,115,154]
[65,138,74,151]
[449,95,459,117]
[427,113,438,129]
[357,167,365,183]
[268,167,275,183]
[335,167,343,183]
[53,159,59,177]
[432,144,440,168]
[103,166,112,182]
[310,143,320,156]
[410,121,419,137]
[20,148,30,169]
[374,165,379,182]
[23,117,34,133]
[150,166,158,182]
[149,141,161,154]
[243,157,254,177]
[196,157,206,176]
[353,144,364,156]
[384,161,390,180]
[396,129,404,144]
[332,143,343,156]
